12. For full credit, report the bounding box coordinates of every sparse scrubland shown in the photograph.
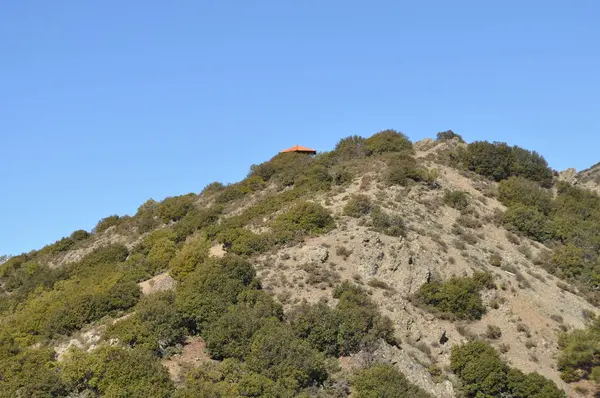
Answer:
[3,128,600,397]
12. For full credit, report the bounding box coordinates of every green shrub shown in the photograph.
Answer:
[239,175,267,194]
[385,154,422,186]
[290,301,341,357]
[551,244,586,279]
[246,320,328,389]
[333,135,367,160]
[42,237,76,255]
[157,194,196,223]
[146,236,177,275]
[175,359,295,398]
[333,282,395,354]
[94,215,122,233]
[451,341,565,398]
[214,185,246,204]
[558,317,600,383]
[217,228,270,256]
[503,204,552,242]
[105,291,186,357]
[61,346,174,397]
[461,141,553,187]
[413,274,492,320]
[70,229,91,242]
[272,202,335,243]
[371,207,406,237]
[498,177,553,214]
[0,346,66,397]
[352,364,432,398]
[249,152,314,187]
[436,130,465,143]
[173,205,222,242]
[364,130,413,156]
[294,164,333,191]
[344,194,373,218]
[175,255,257,333]
[204,291,282,360]
[444,190,470,211]
[169,234,211,281]
[201,181,225,195]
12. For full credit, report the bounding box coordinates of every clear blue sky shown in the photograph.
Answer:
[1,1,599,255]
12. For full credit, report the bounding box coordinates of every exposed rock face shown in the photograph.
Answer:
[298,245,329,264]
[138,272,176,295]
[376,344,455,398]
[559,164,600,194]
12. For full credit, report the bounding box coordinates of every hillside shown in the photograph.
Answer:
[560,163,600,195]
[2,130,600,397]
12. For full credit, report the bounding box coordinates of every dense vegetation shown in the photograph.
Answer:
[412,273,494,320]
[557,315,600,384]
[451,341,565,398]
[352,364,432,398]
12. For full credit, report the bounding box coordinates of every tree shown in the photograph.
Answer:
[364,130,413,155]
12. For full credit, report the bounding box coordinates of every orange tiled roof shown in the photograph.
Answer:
[280,145,317,153]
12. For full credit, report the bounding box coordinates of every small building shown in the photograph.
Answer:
[279,145,317,155]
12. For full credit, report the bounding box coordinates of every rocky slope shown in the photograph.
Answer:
[3,133,600,397]
[560,163,600,194]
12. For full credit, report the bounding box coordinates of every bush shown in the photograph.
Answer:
[333,135,367,160]
[204,291,282,360]
[0,346,66,397]
[173,206,222,242]
[498,177,553,214]
[451,341,565,398]
[169,234,211,281]
[486,324,502,339]
[157,194,196,223]
[558,317,600,383]
[352,364,432,398]
[364,130,413,156]
[146,235,177,275]
[436,130,465,143]
[246,321,328,389]
[70,229,91,242]
[461,141,553,187]
[61,346,174,397]
[550,244,586,279]
[333,282,395,354]
[371,207,405,237]
[272,202,335,243]
[175,255,257,333]
[94,215,121,233]
[444,190,469,211]
[294,164,333,191]
[105,291,186,357]
[217,228,270,256]
[413,274,491,320]
[175,359,295,398]
[289,301,341,357]
[249,152,314,188]
[385,154,422,186]
[503,204,552,242]
[343,195,373,218]
[44,237,75,254]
